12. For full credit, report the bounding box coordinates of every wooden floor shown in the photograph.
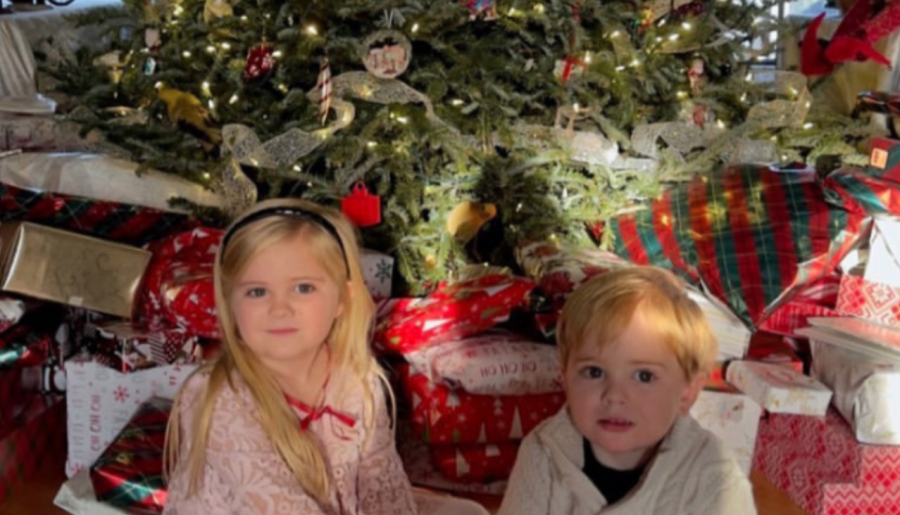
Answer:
[0,450,808,515]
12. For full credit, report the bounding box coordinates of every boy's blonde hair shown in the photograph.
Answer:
[556,266,717,380]
[164,198,388,503]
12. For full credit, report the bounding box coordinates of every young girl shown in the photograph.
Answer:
[498,267,755,515]
[163,199,417,515]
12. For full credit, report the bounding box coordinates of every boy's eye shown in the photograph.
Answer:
[580,366,604,379]
[295,283,316,294]
[246,287,266,298]
[634,370,656,383]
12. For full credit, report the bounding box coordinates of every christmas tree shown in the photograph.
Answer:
[43,0,873,290]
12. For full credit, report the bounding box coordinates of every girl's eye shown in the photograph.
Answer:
[246,287,266,298]
[634,370,656,383]
[580,366,604,379]
[295,283,316,294]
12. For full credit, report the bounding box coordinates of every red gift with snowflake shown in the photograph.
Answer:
[754,409,900,515]
[374,274,534,355]
[430,442,518,484]
[139,228,222,339]
[399,364,565,445]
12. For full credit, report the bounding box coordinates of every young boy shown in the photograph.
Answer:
[498,267,756,515]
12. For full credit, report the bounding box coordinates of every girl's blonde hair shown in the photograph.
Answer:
[556,266,717,380]
[164,198,387,503]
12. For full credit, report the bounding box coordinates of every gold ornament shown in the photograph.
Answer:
[446,201,497,244]
[204,0,241,22]
[157,87,222,144]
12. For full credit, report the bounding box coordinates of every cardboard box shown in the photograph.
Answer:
[65,356,196,477]
[691,385,763,476]
[726,360,832,417]
[754,409,900,515]
[0,222,151,318]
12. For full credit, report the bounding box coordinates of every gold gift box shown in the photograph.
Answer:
[0,222,151,318]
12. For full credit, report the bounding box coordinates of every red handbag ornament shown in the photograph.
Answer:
[341,182,381,227]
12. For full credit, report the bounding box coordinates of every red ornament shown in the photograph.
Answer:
[243,44,275,80]
[341,182,381,227]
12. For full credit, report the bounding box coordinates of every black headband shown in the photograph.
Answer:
[221,207,351,277]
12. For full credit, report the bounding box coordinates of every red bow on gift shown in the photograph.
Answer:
[801,0,900,76]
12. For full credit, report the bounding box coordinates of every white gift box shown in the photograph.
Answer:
[726,360,832,417]
[690,387,763,476]
[360,249,394,301]
[812,340,900,445]
[64,356,197,477]
[865,217,900,288]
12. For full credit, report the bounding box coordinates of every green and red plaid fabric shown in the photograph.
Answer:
[0,395,66,506]
[0,181,197,247]
[602,166,870,327]
[90,397,171,512]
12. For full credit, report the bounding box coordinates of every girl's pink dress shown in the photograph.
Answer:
[163,368,417,515]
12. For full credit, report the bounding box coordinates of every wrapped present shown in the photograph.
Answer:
[405,330,561,396]
[0,305,68,370]
[65,356,197,477]
[0,394,66,506]
[725,360,832,416]
[822,168,900,216]
[0,222,152,318]
[0,153,223,213]
[0,113,68,152]
[801,317,900,363]
[690,384,763,476]
[91,397,170,512]
[140,228,222,339]
[375,275,534,355]
[431,442,518,484]
[867,137,900,184]
[811,340,900,445]
[753,409,900,515]
[90,322,199,373]
[398,424,507,496]
[515,240,630,310]
[759,300,840,339]
[400,365,565,445]
[687,288,751,360]
[835,217,900,329]
[744,331,804,373]
[0,180,195,247]
[602,165,868,327]
[361,249,393,301]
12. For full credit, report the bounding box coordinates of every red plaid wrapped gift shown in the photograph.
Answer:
[399,364,565,445]
[753,409,900,515]
[90,322,199,373]
[140,228,222,339]
[375,275,534,355]
[90,397,171,512]
[431,442,519,484]
[602,165,868,327]
[744,332,804,373]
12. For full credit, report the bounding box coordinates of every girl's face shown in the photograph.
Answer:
[230,231,346,369]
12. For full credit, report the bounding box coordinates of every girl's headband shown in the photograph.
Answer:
[221,207,351,277]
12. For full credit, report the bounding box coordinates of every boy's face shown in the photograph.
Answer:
[562,310,705,470]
